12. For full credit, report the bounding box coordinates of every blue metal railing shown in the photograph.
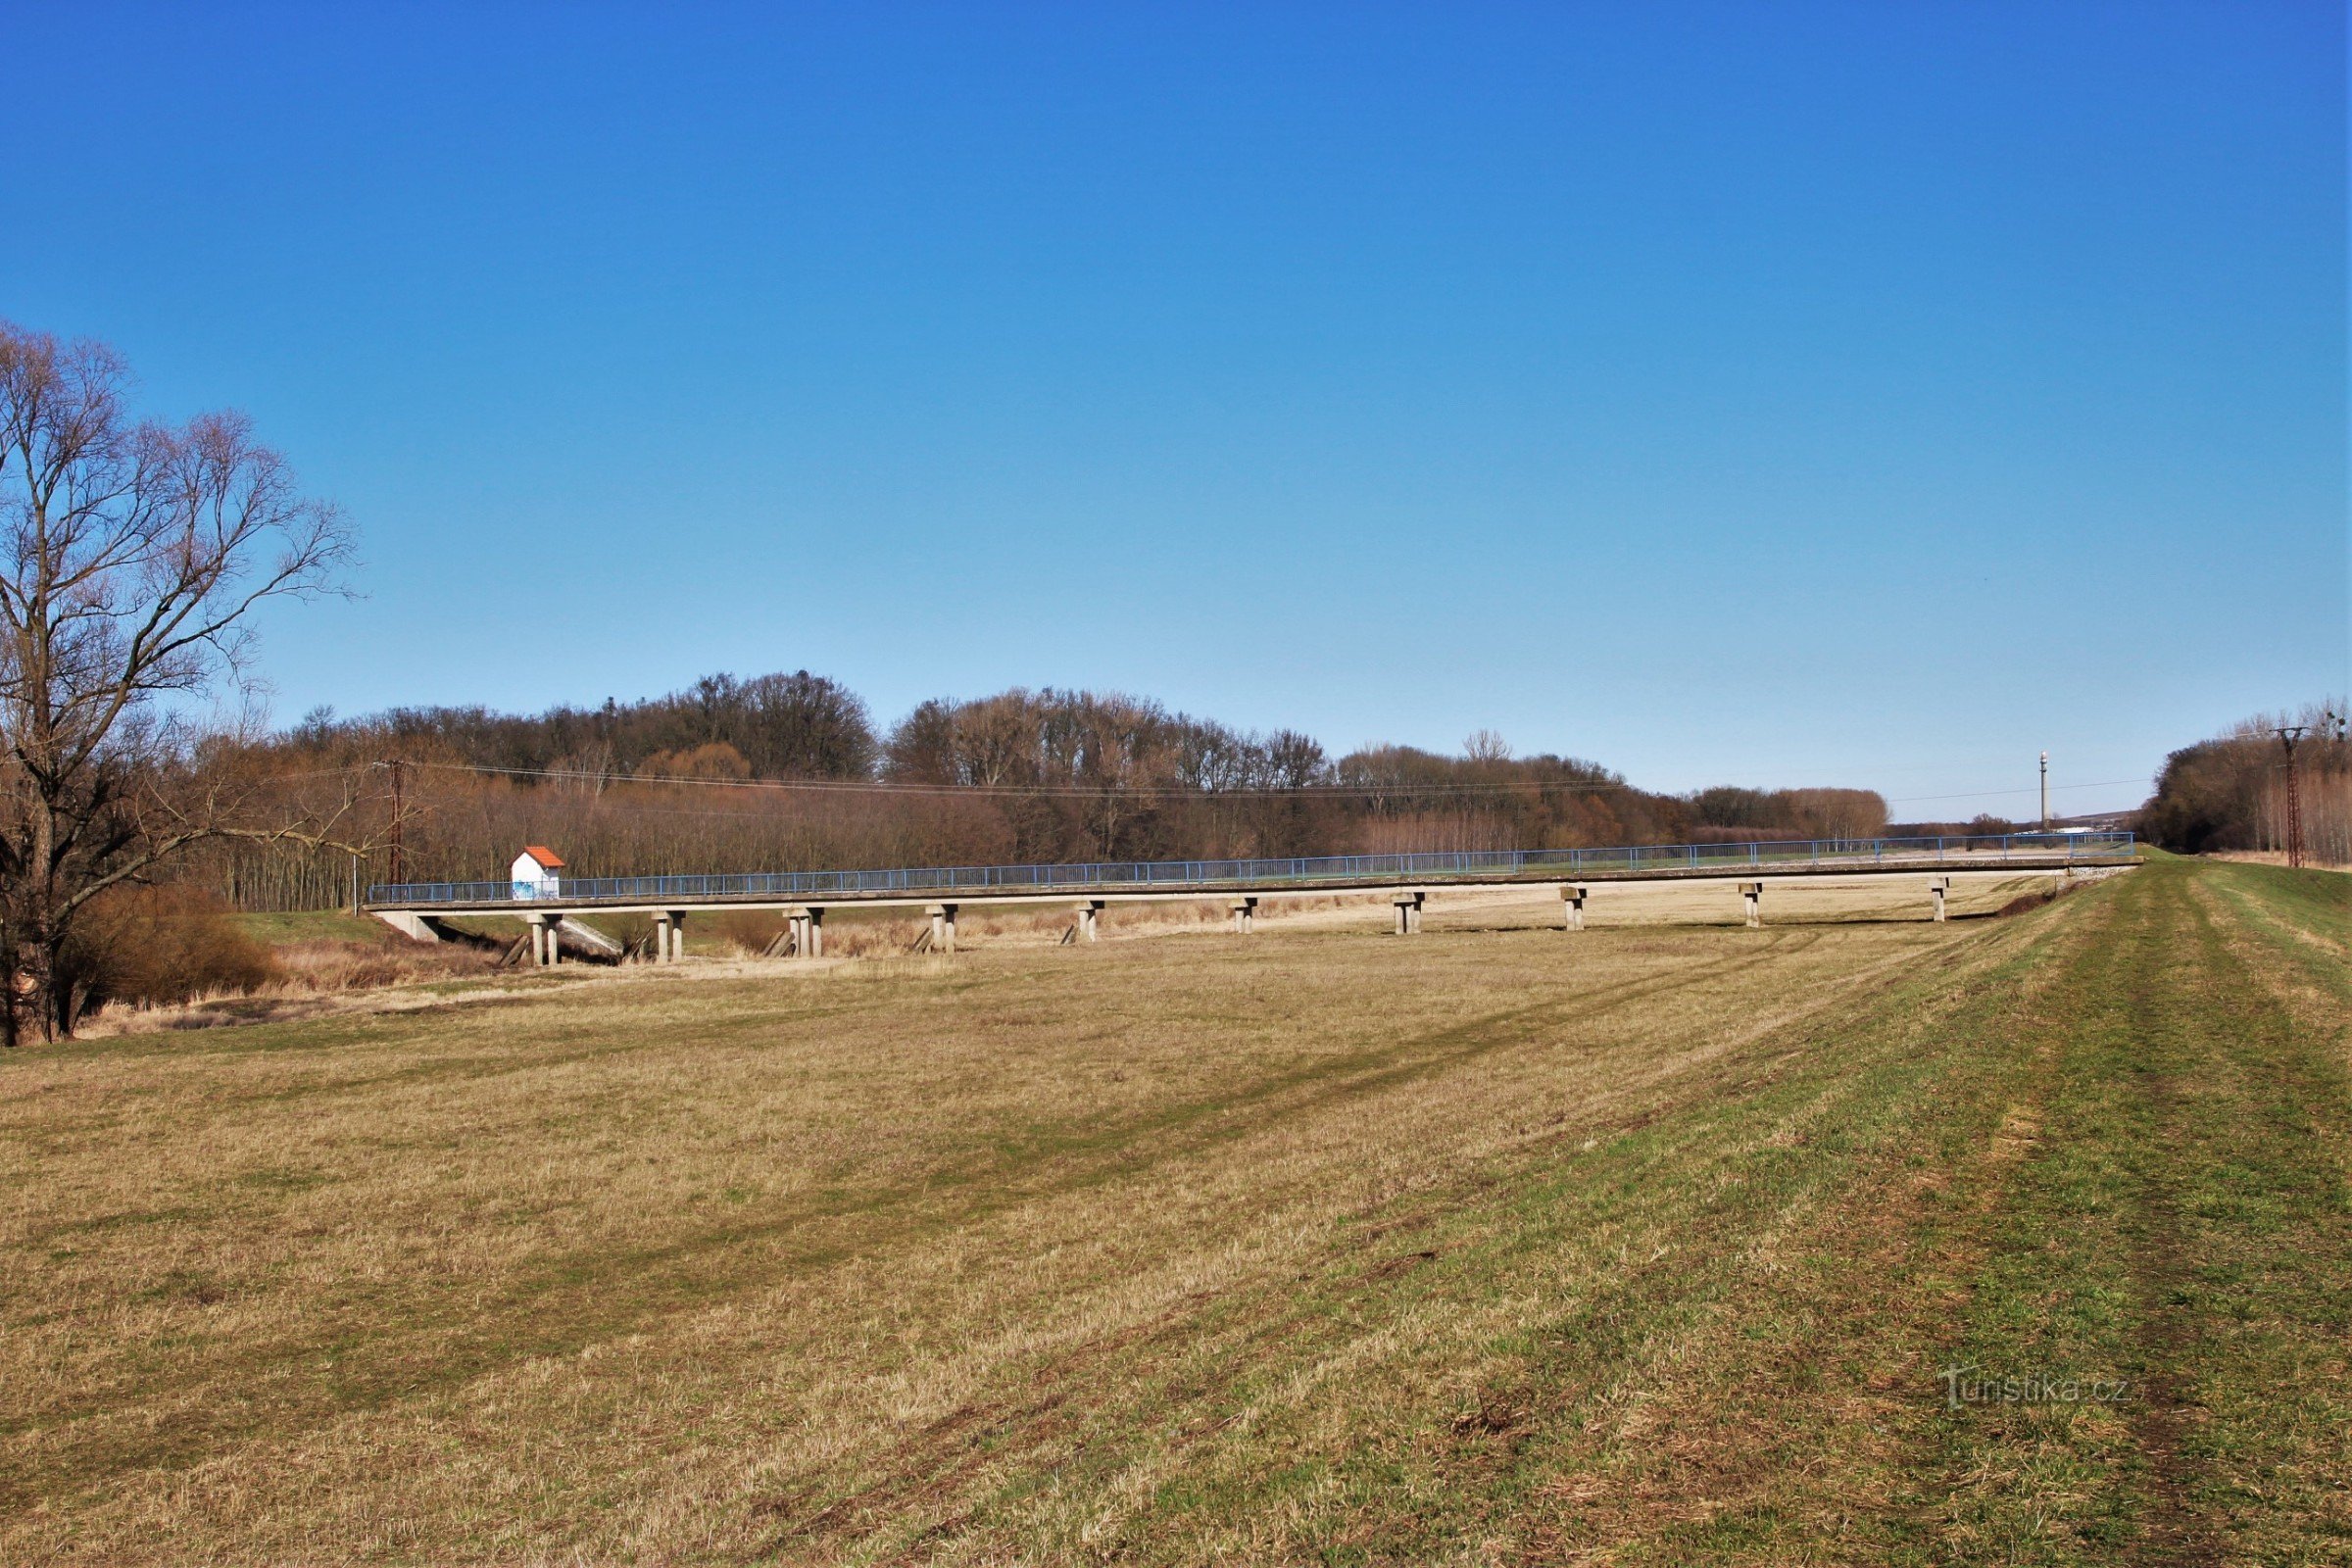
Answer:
[368,831,2136,907]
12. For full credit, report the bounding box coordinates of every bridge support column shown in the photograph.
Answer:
[785,906,822,958]
[525,911,561,966]
[1076,900,1102,942]
[1393,890,1425,935]
[928,904,956,954]
[657,910,684,962]
[1929,876,1950,923]
[1230,897,1257,934]
[1561,884,1588,931]
[1739,881,1763,928]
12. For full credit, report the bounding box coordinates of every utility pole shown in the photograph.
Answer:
[2039,751,2049,832]
[2273,725,2308,869]
[387,758,407,886]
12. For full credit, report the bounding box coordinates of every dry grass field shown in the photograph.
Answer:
[2,858,2345,1564]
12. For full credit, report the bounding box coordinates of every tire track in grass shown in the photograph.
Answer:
[1431,873,2112,1566]
[795,901,2082,1562]
[0,932,1867,1519]
[1925,857,2351,1564]
[2163,870,2352,1561]
[695,862,2340,1567]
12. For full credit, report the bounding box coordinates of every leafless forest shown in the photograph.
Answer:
[191,677,1898,910]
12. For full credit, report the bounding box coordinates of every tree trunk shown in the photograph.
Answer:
[0,918,17,1050]
[19,916,64,1043]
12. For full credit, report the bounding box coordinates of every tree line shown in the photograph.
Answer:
[201,681,1897,908]
[2139,702,2350,863]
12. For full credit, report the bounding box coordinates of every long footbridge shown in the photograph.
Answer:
[368,831,2138,965]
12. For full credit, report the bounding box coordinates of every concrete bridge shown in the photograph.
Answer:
[366,833,2136,965]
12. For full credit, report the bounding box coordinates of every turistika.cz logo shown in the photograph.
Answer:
[1939,1364,2133,1410]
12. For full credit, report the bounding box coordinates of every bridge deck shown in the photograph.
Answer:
[366,834,2134,917]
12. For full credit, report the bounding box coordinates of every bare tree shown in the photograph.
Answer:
[0,321,353,1041]
[1463,729,1513,764]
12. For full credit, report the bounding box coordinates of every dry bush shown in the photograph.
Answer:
[269,938,503,992]
[76,925,509,1037]
[818,915,926,958]
[596,912,657,959]
[63,886,282,1019]
[710,908,787,956]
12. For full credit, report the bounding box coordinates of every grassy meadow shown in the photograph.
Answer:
[2,858,2346,1563]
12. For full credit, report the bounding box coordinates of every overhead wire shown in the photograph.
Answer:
[268,759,2151,809]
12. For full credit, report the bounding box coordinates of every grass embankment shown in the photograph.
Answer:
[0,859,2343,1562]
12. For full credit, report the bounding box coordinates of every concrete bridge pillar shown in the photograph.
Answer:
[662,910,686,962]
[785,906,825,958]
[1929,876,1950,923]
[928,904,957,954]
[525,911,560,966]
[1076,900,1103,942]
[1561,884,1588,931]
[1739,881,1763,928]
[1393,890,1425,935]
[1230,897,1257,935]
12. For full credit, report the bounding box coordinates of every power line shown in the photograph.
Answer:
[405,759,1644,801]
[285,757,2155,809]
[1886,778,2147,806]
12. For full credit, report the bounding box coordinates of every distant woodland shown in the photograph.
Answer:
[195,671,1900,909]
[2140,702,2350,864]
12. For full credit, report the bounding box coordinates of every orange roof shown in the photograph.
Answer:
[520,845,565,868]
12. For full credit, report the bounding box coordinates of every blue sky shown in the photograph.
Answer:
[6,1,2343,815]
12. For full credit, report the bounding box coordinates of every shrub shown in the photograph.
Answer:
[710,908,785,955]
[60,886,282,1020]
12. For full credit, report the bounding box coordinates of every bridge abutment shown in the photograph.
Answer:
[375,911,449,944]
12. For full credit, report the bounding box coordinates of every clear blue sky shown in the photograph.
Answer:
[8,2,2344,816]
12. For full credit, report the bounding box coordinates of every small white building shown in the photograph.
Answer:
[511,845,565,900]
